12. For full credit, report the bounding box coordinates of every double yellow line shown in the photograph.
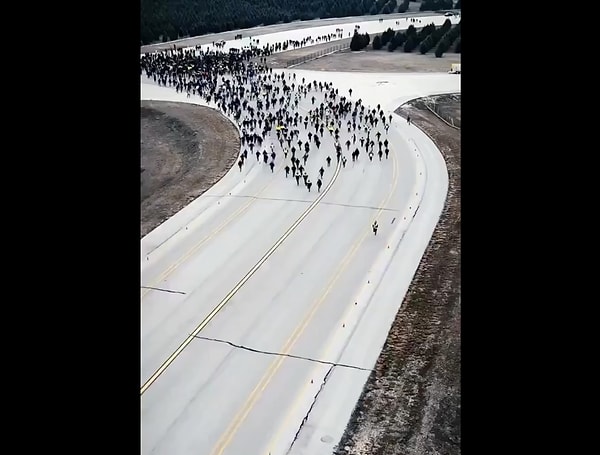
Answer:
[141,163,284,299]
[140,159,342,395]
[209,147,399,455]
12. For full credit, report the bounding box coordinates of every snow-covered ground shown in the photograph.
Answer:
[141,22,459,455]
[143,13,460,56]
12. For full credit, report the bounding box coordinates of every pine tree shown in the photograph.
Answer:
[435,36,450,57]
[404,35,416,52]
[350,32,361,51]
[420,35,432,54]
[373,35,382,50]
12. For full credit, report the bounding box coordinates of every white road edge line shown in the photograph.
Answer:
[141,158,343,396]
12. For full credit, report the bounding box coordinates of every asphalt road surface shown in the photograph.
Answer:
[141,68,452,454]
[141,18,458,453]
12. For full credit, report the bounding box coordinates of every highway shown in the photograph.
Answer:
[141,29,457,455]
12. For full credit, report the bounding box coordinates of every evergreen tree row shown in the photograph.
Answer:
[395,23,432,53]
[398,0,411,13]
[350,31,371,50]
[420,0,454,11]
[372,28,395,50]
[402,25,420,52]
[419,19,456,54]
[141,0,412,45]
[380,0,397,15]
[388,31,406,51]
[371,0,389,15]
[369,18,460,55]
[434,22,460,57]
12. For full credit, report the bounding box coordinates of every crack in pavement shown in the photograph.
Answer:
[203,194,400,212]
[193,335,371,372]
[141,286,186,295]
[286,364,335,454]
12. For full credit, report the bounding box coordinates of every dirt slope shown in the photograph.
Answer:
[334,96,461,455]
[141,100,240,237]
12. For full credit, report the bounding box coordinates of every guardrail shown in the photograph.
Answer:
[424,96,461,129]
[286,43,349,67]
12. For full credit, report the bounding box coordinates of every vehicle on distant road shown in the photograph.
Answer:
[448,63,461,74]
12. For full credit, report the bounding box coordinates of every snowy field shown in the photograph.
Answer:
[143,13,460,57]
[141,20,459,455]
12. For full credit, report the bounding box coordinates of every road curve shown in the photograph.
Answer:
[141,24,458,455]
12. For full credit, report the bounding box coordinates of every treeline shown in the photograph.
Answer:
[431,20,460,56]
[350,32,371,50]
[397,0,411,14]
[420,0,454,11]
[368,19,460,56]
[372,0,410,15]
[141,0,412,45]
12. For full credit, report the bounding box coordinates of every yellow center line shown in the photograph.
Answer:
[263,148,400,454]
[140,159,342,396]
[210,143,400,455]
[141,163,285,299]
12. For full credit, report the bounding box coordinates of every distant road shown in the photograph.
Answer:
[140,10,456,54]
